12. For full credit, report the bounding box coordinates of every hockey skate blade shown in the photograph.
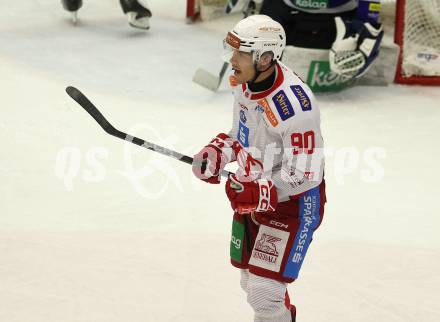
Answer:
[193,68,220,92]
[71,12,78,24]
[127,12,150,30]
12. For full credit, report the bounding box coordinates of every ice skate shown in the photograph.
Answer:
[119,0,152,30]
[291,305,296,322]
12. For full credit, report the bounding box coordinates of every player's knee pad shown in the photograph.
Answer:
[246,273,291,322]
[240,269,249,294]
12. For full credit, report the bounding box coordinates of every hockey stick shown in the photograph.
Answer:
[192,1,256,92]
[226,0,256,16]
[193,62,229,92]
[242,0,257,17]
[225,0,239,14]
[65,86,231,178]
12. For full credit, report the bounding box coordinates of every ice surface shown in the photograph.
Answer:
[1,1,439,322]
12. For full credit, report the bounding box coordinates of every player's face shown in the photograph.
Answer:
[230,50,255,84]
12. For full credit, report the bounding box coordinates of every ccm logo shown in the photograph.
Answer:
[270,220,288,229]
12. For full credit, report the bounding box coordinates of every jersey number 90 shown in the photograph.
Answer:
[291,131,315,155]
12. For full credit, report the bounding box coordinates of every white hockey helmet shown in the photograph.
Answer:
[223,15,286,63]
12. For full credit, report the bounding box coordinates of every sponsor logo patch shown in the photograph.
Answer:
[283,186,320,279]
[249,225,289,273]
[257,98,279,127]
[255,105,264,113]
[238,121,249,147]
[239,103,248,110]
[290,85,312,111]
[369,2,381,12]
[295,0,328,10]
[417,52,439,62]
[230,220,245,263]
[307,60,354,92]
[272,90,294,121]
[240,110,247,123]
[258,27,281,32]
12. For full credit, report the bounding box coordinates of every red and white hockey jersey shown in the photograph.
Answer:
[228,61,325,202]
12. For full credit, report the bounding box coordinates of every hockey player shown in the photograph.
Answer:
[257,0,385,90]
[192,15,326,322]
[61,0,152,30]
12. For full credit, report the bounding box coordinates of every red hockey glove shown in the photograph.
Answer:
[225,174,278,214]
[192,133,237,184]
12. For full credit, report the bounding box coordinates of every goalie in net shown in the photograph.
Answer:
[258,0,389,91]
[192,0,402,91]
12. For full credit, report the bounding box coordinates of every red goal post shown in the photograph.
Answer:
[392,0,440,85]
[186,0,230,22]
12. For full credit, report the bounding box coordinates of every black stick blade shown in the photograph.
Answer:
[65,86,118,136]
[66,86,124,138]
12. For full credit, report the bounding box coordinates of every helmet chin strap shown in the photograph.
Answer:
[248,59,276,86]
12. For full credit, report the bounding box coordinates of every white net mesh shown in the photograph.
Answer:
[199,0,228,21]
[193,0,249,21]
[400,0,440,77]
[370,0,440,81]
